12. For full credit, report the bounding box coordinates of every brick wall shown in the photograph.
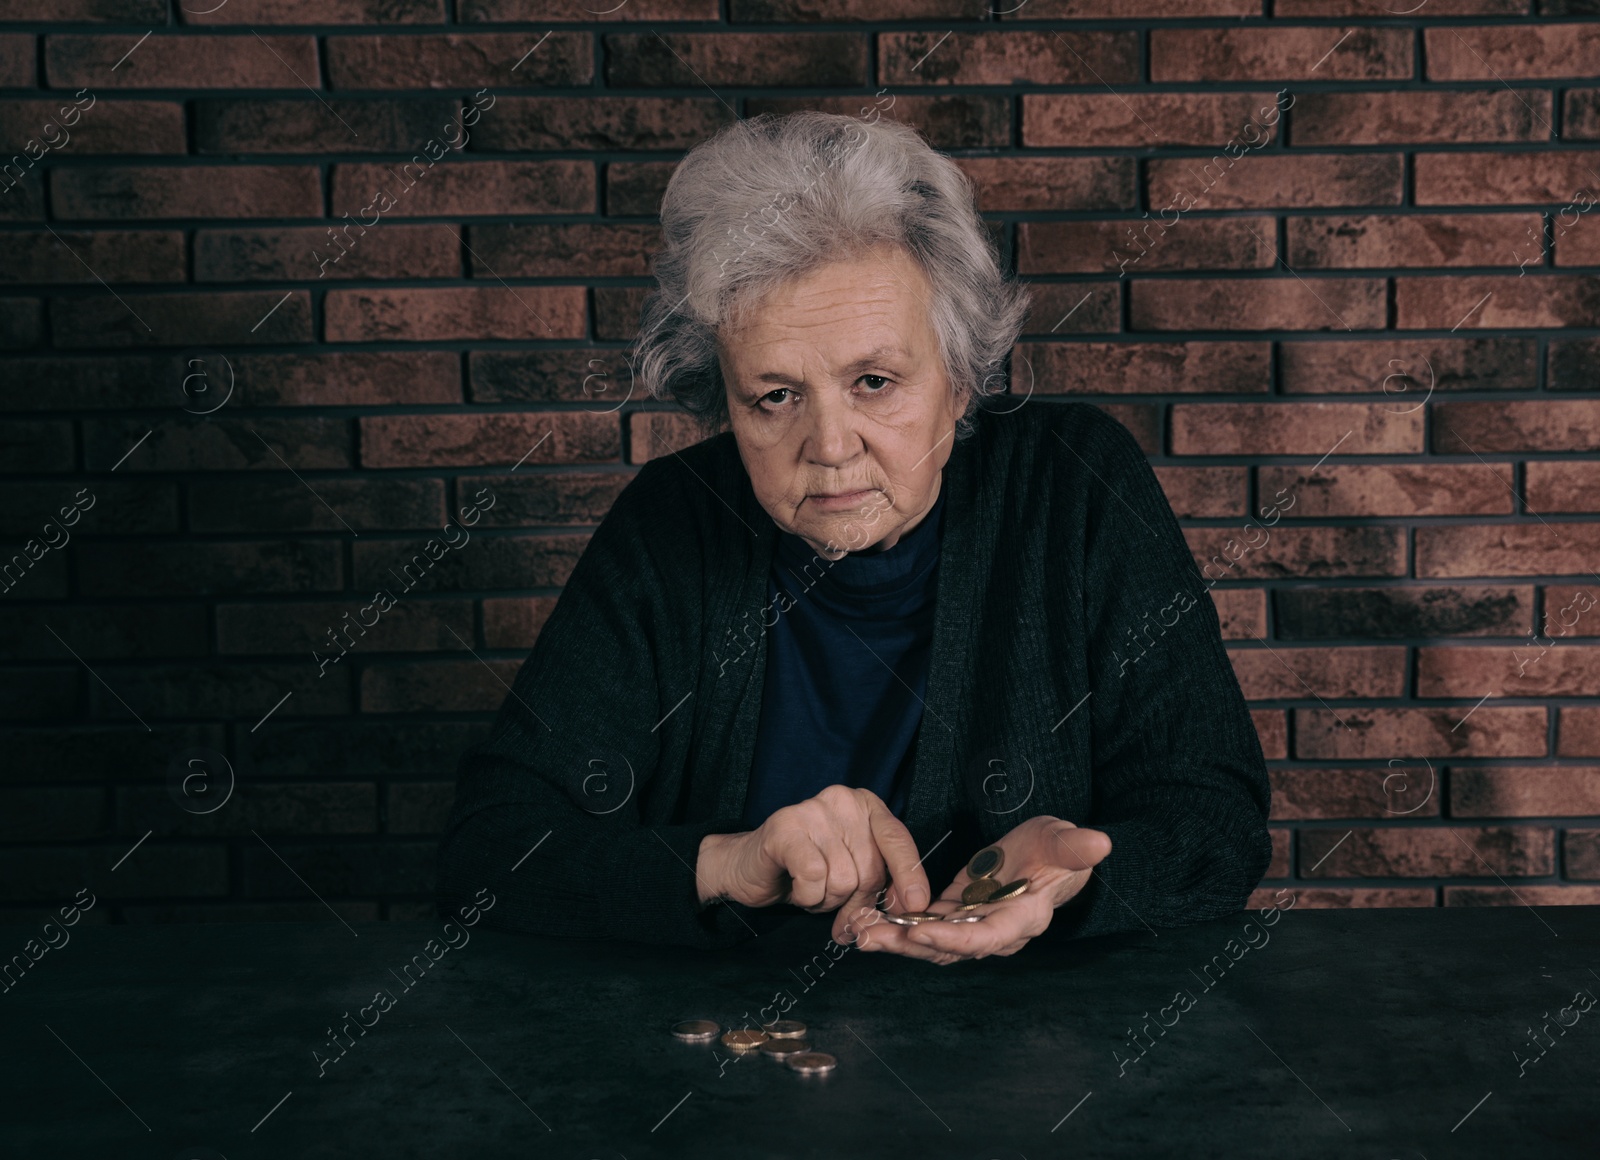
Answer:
[2,0,1598,925]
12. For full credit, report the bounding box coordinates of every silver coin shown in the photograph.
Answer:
[941,912,986,923]
[966,845,1004,880]
[786,1051,838,1076]
[763,1019,807,1039]
[670,1019,721,1043]
[759,1037,811,1061]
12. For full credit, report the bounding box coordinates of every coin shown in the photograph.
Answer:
[721,1029,769,1052]
[881,911,943,925]
[759,1037,811,1061]
[670,1019,721,1043]
[967,845,1004,880]
[786,1051,838,1076]
[961,877,1003,905]
[941,912,986,923]
[986,879,1029,902]
[763,1020,807,1039]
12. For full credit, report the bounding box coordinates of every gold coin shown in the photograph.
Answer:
[966,845,1004,880]
[759,1037,811,1061]
[961,877,1003,905]
[763,1020,807,1039]
[786,1051,837,1076]
[942,912,986,923]
[721,1029,769,1052]
[881,911,942,925]
[670,1019,721,1043]
[986,879,1029,902]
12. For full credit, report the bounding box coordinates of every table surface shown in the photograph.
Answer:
[2,902,1598,1159]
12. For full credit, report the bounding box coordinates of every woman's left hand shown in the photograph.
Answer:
[846,816,1111,965]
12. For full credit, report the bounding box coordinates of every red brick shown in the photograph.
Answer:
[84,417,351,472]
[52,166,321,220]
[1295,706,1548,759]
[1549,338,1600,389]
[3,0,171,14]
[1019,284,1121,335]
[46,34,319,89]
[1154,466,1246,518]
[76,541,343,596]
[0,34,30,86]
[1526,463,1600,516]
[629,411,714,463]
[1300,826,1553,877]
[1229,645,1406,701]
[735,0,984,16]
[1095,404,1159,455]
[482,596,559,649]
[361,659,521,713]
[878,31,1136,86]
[603,160,673,217]
[1008,0,1253,12]
[1451,766,1600,818]
[190,478,446,533]
[1396,275,1600,330]
[1212,588,1266,640]
[1279,338,1537,394]
[471,349,644,405]
[1022,92,1280,148]
[196,225,460,283]
[217,599,474,655]
[95,663,350,718]
[474,96,736,151]
[610,32,867,87]
[1270,766,1441,820]
[1435,400,1600,453]
[1417,525,1600,579]
[1266,826,1291,874]
[1571,831,1600,878]
[1287,214,1536,269]
[746,94,1009,150]
[466,223,658,278]
[1018,217,1275,275]
[235,351,460,406]
[0,182,46,224]
[352,534,590,591]
[1258,463,1513,517]
[1293,90,1548,145]
[1015,341,1269,394]
[454,471,631,525]
[0,479,176,536]
[1426,24,1600,81]
[594,285,650,340]
[1172,402,1421,456]
[325,287,586,342]
[0,231,184,284]
[1149,154,1403,212]
[0,100,186,154]
[361,412,619,469]
[1188,527,1406,580]
[1420,646,1600,698]
[1278,0,1518,10]
[1150,27,1411,82]
[1136,278,1387,331]
[1275,586,1534,640]
[1248,886,1436,908]
[51,291,314,348]
[1561,708,1600,757]
[327,33,592,88]
[1445,885,1600,906]
[1564,89,1600,140]
[194,98,461,153]
[182,0,444,23]
[1415,151,1600,206]
[331,160,593,217]
[464,0,716,18]
[956,157,1136,212]
[1555,212,1600,267]
[0,602,204,660]
[1543,586,1600,637]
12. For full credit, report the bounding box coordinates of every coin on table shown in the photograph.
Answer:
[881,911,943,925]
[721,1029,770,1052]
[759,1037,811,1061]
[986,879,1029,902]
[961,877,1003,905]
[966,845,1005,880]
[786,1051,838,1076]
[762,1020,807,1039]
[941,912,986,923]
[670,1019,721,1043]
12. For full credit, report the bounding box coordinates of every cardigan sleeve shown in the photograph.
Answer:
[434,455,759,949]
[1042,407,1274,942]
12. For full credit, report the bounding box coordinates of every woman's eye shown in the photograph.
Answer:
[761,388,791,407]
[859,375,889,392]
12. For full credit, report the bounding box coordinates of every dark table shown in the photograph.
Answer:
[3,901,1598,1159]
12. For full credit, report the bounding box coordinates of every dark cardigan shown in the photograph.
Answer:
[435,400,1273,948]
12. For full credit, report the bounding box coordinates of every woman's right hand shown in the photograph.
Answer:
[695,785,931,935]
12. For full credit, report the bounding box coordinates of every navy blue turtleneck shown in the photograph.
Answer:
[740,485,947,830]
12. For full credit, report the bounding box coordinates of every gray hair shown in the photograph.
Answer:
[631,111,1032,442]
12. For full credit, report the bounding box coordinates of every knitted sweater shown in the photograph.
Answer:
[435,400,1273,948]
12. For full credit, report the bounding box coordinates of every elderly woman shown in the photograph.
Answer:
[436,111,1271,965]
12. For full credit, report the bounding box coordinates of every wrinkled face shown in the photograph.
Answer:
[717,245,968,560]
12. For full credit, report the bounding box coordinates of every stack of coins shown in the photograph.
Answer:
[669,1019,837,1076]
[877,845,1030,924]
